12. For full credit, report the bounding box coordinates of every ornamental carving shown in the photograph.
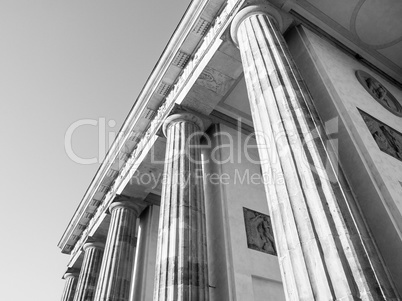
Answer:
[243,207,276,255]
[356,70,402,117]
[360,110,402,161]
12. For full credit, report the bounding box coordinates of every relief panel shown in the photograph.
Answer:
[360,109,402,161]
[243,207,276,255]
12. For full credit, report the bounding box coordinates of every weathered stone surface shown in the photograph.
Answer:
[154,113,209,301]
[73,242,104,301]
[231,4,398,301]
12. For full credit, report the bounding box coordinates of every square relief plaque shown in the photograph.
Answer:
[243,207,277,255]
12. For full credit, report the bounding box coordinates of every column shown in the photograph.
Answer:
[73,242,104,301]
[131,205,160,301]
[154,113,209,301]
[61,271,79,301]
[231,4,397,301]
[94,197,140,301]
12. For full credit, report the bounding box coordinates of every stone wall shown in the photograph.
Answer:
[203,124,285,301]
[287,25,402,295]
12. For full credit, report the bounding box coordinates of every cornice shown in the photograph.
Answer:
[58,0,213,252]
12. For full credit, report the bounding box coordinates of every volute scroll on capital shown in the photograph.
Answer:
[230,3,287,47]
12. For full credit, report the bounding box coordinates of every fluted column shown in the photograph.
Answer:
[154,113,209,301]
[61,271,79,301]
[231,4,398,301]
[73,242,104,301]
[94,198,139,301]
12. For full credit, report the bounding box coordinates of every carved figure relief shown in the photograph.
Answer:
[243,207,276,255]
[360,110,402,161]
[197,66,233,95]
[356,70,402,117]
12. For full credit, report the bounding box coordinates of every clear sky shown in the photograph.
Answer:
[0,0,191,300]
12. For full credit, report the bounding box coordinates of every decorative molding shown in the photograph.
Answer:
[172,51,191,68]
[77,224,86,230]
[143,107,157,120]
[91,199,101,207]
[84,212,94,219]
[192,18,211,36]
[128,132,141,142]
[106,169,119,178]
[156,82,172,97]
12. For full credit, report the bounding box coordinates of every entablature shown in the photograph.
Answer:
[58,0,248,255]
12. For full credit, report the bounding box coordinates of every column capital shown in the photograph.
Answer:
[162,112,204,137]
[230,4,284,46]
[63,270,79,279]
[83,241,105,252]
[109,199,141,216]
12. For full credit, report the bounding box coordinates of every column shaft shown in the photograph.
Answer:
[131,205,160,301]
[94,200,138,301]
[233,6,398,301]
[61,273,78,301]
[154,113,208,301]
[73,243,104,301]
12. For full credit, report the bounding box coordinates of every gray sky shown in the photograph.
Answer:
[0,0,190,300]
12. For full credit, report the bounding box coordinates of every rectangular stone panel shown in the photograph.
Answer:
[243,207,276,255]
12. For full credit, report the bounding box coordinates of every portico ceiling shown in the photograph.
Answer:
[279,0,402,83]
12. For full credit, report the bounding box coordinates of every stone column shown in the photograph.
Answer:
[73,242,104,301]
[131,205,160,301]
[93,198,140,301]
[154,113,209,301]
[231,4,398,301]
[61,271,79,301]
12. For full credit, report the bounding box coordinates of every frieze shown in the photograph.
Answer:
[243,207,276,255]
